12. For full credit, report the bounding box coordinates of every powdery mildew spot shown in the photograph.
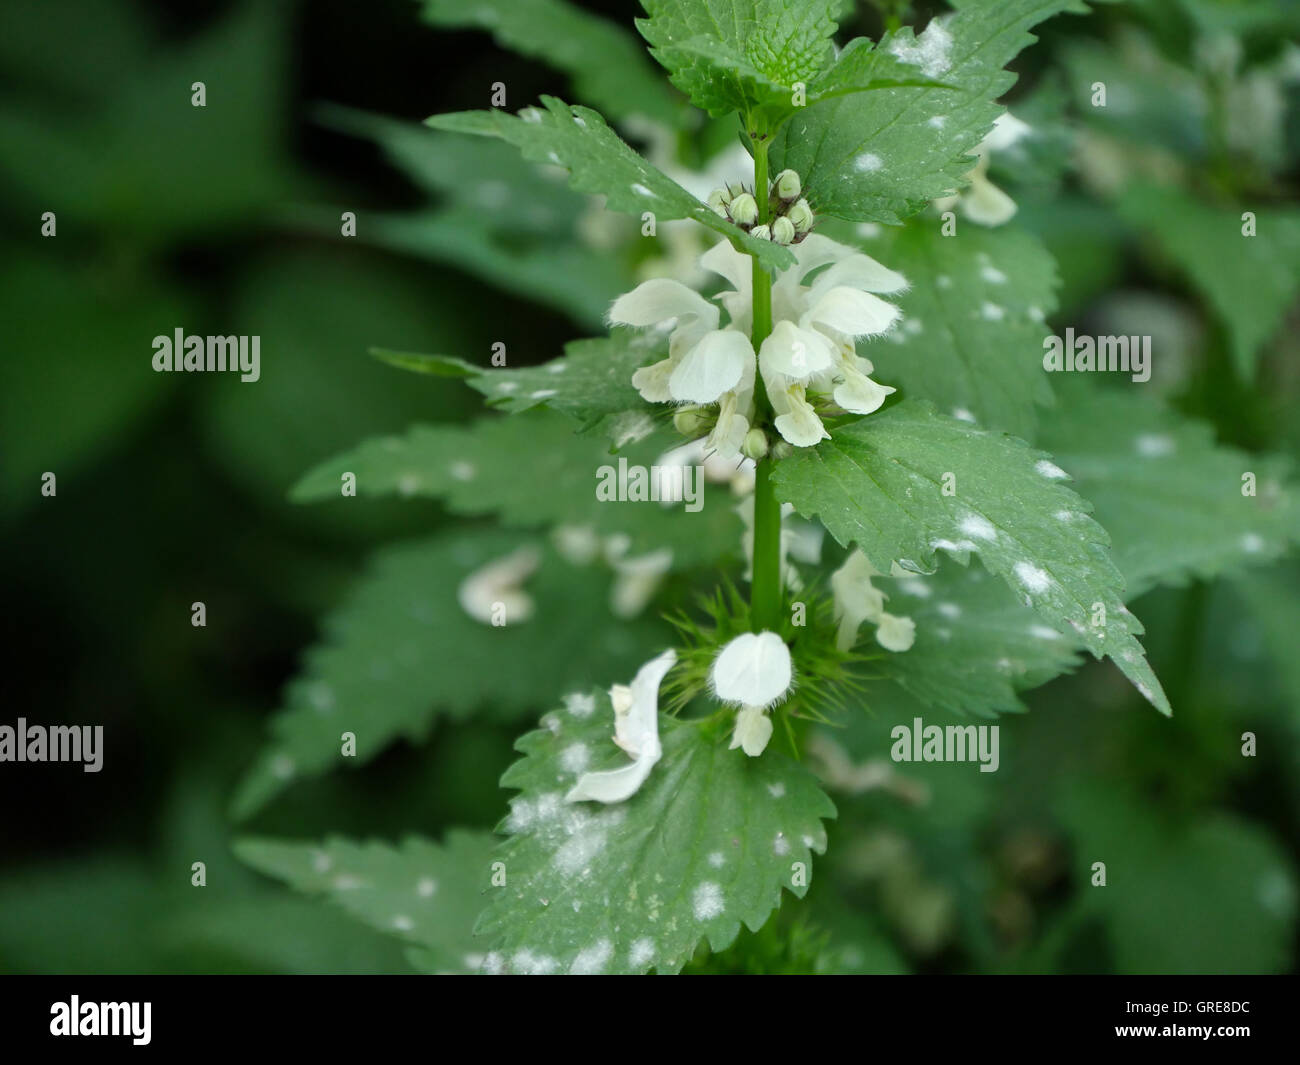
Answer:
[1014,561,1053,594]
[560,742,590,775]
[1035,460,1068,480]
[570,939,613,975]
[1135,433,1175,457]
[767,781,786,798]
[959,514,997,541]
[693,882,724,921]
[629,938,655,968]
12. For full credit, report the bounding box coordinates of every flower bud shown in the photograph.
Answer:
[741,427,769,461]
[749,223,771,241]
[771,216,796,245]
[673,405,715,437]
[787,198,814,233]
[728,192,758,227]
[706,188,729,217]
[774,169,801,200]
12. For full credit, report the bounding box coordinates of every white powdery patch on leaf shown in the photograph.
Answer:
[889,18,954,78]
[854,152,884,172]
[570,938,614,975]
[1014,561,1054,594]
[560,742,589,775]
[692,882,725,921]
[959,514,998,541]
[1135,433,1175,458]
[563,692,596,719]
[629,938,656,968]
[1035,460,1069,480]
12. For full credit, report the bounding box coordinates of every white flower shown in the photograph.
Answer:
[711,631,793,708]
[934,112,1031,227]
[730,705,774,757]
[610,279,751,404]
[830,550,916,653]
[457,546,540,625]
[566,649,676,804]
[609,235,905,459]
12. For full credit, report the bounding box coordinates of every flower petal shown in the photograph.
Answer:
[609,278,719,328]
[759,319,836,380]
[962,173,1018,226]
[876,612,916,652]
[564,754,659,804]
[631,356,677,403]
[729,706,774,757]
[700,239,752,297]
[773,388,830,448]
[711,631,793,707]
[668,330,751,403]
[833,367,895,415]
[806,286,901,338]
[808,253,909,301]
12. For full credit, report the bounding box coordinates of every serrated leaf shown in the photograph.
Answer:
[637,0,844,120]
[235,830,496,974]
[770,0,1095,224]
[419,0,678,124]
[290,410,741,566]
[771,400,1171,714]
[1037,387,1300,597]
[872,558,1084,717]
[427,96,794,270]
[1117,183,1300,378]
[232,531,666,817]
[859,220,1058,440]
[473,691,836,973]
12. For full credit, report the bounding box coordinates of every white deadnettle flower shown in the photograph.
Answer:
[830,549,916,653]
[457,546,541,626]
[566,648,677,804]
[711,631,793,708]
[934,112,1031,227]
[653,437,756,500]
[730,705,774,757]
[610,235,906,458]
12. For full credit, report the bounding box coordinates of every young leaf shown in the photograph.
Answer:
[857,220,1059,440]
[419,0,679,125]
[473,691,836,973]
[290,411,741,566]
[427,96,794,270]
[771,400,1171,714]
[637,0,844,121]
[231,532,667,818]
[235,830,496,974]
[1118,184,1300,379]
[770,0,1096,224]
[1037,387,1300,596]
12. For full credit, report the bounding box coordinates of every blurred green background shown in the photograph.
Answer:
[1,0,1297,973]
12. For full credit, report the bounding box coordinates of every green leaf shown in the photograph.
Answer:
[369,349,476,378]
[770,0,1095,224]
[473,691,836,973]
[858,220,1059,440]
[426,96,794,270]
[771,401,1171,714]
[871,558,1084,717]
[1038,387,1300,597]
[231,530,667,817]
[235,830,496,974]
[1117,184,1300,378]
[1056,781,1296,974]
[290,411,741,566]
[418,0,678,124]
[637,0,844,121]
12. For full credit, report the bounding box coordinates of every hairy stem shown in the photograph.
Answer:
[749,134,782,633]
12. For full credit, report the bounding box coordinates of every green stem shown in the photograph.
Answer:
[748,135,783,633]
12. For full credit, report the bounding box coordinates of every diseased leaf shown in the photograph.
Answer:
[427,96,794,270]
[419,0,679,124]
[771,400,1171,714]
[473,690,836,973]
[1039,387,1300,596]
[290,411,742,566]
[771,0,1096,224]
[858,220,1059,440]
[235,830,496,974]
[232,531,667,817]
